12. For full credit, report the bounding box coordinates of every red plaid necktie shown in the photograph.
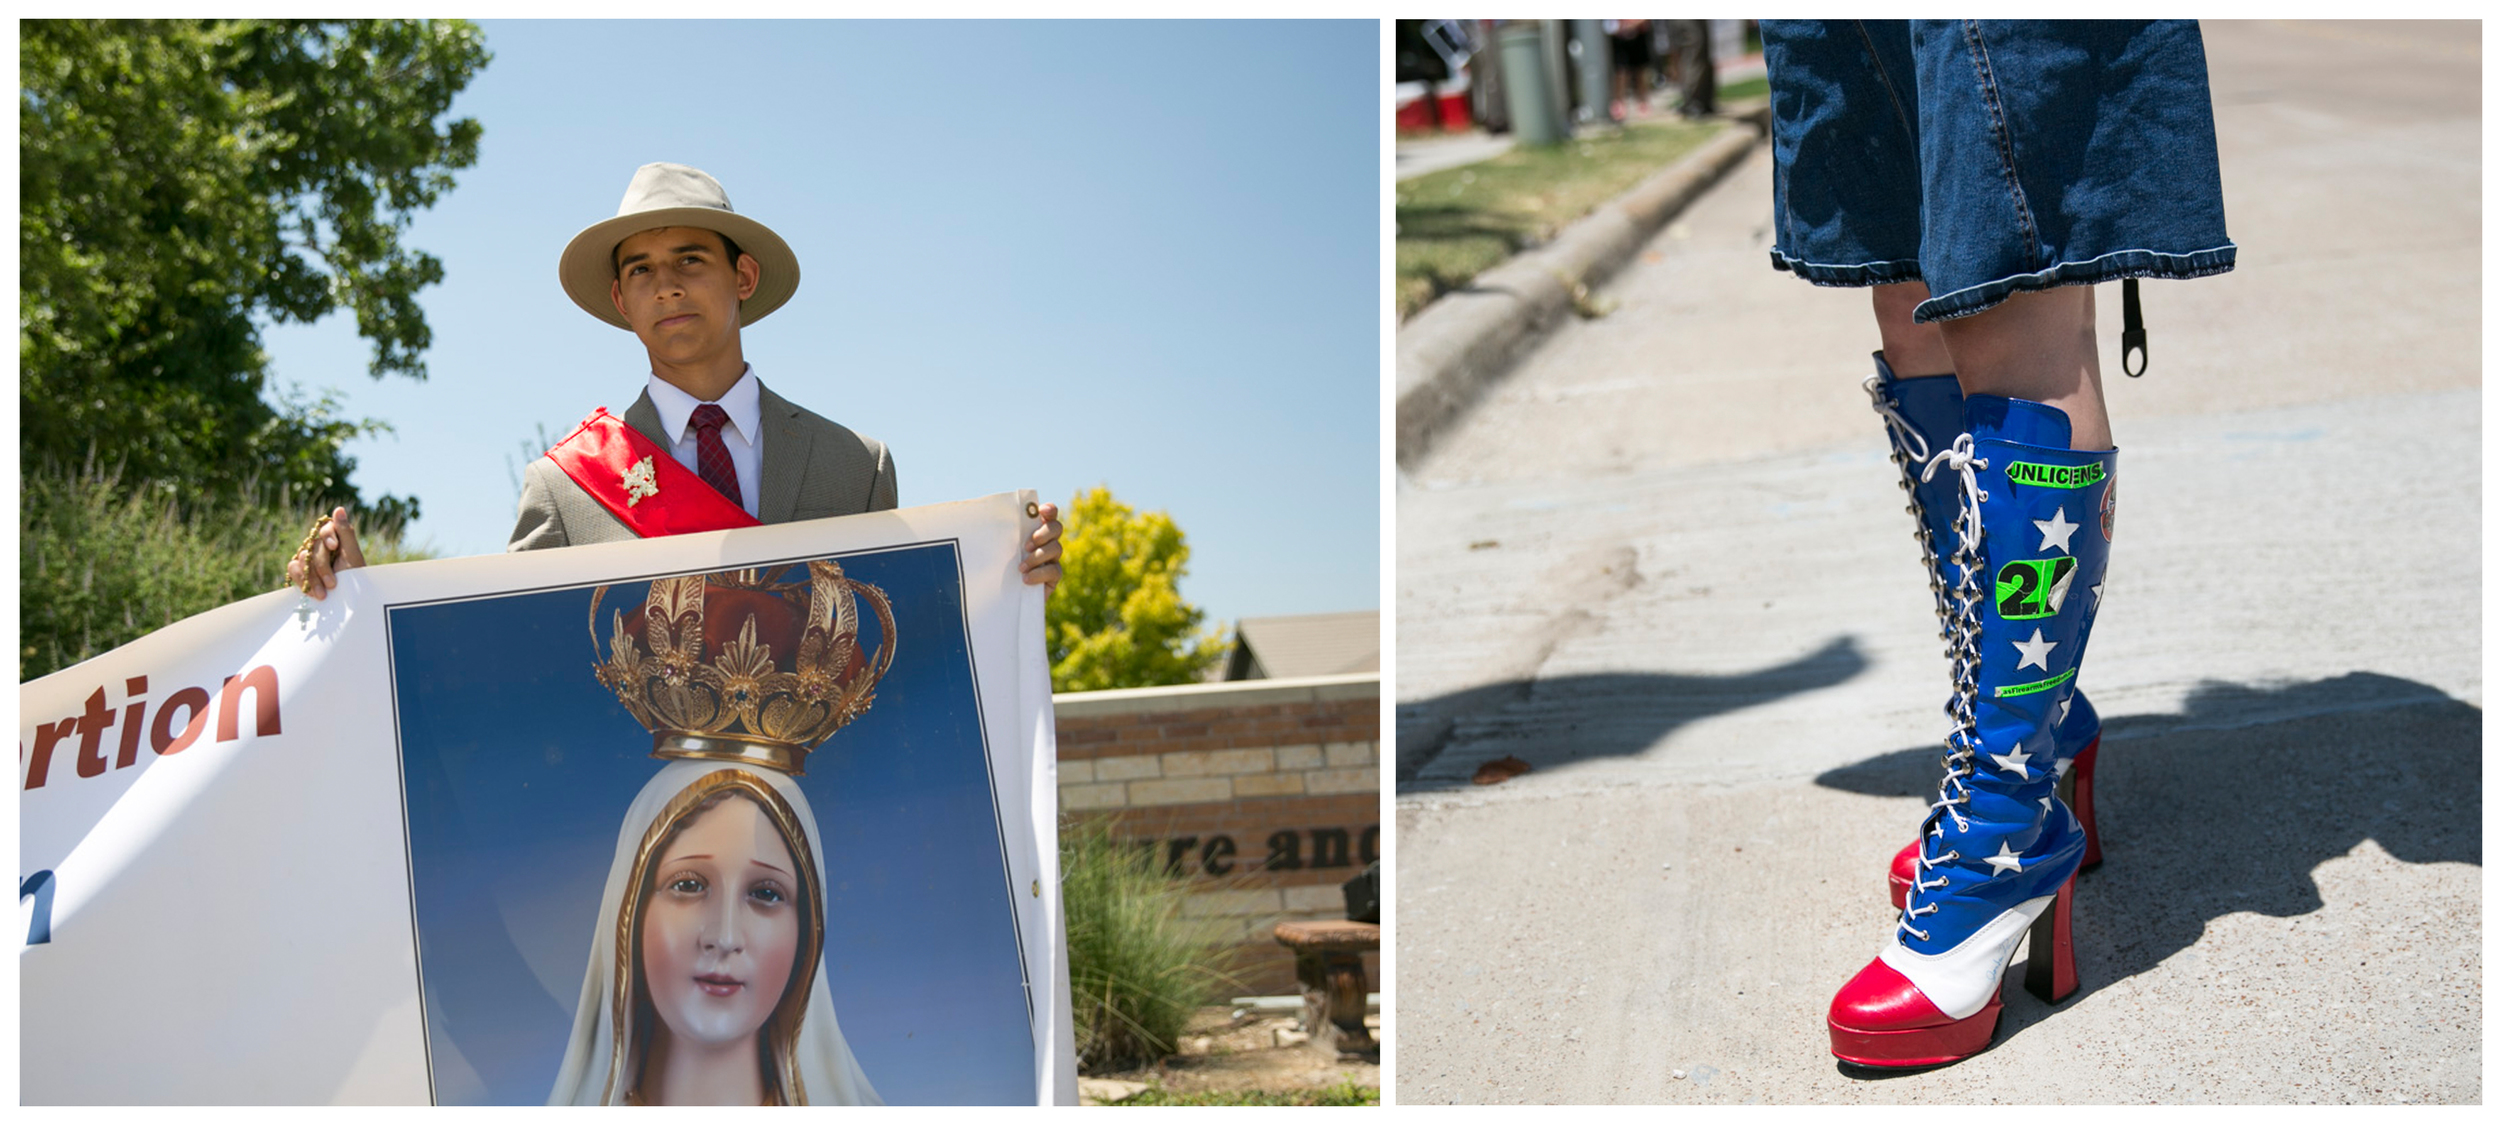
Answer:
[688,403,743,509]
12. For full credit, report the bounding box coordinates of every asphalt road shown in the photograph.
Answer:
[1391,20,2481,1104]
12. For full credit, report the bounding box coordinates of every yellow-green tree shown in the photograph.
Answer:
[1046,487,1226,692]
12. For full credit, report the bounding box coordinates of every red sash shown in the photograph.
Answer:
[543,408,762,538]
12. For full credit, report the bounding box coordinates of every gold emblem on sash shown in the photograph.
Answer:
[621,455,659,506]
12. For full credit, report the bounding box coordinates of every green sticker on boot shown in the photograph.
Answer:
[2004,461,2107,489]
[1996,667,2077,698]
[1995,557,2079,620]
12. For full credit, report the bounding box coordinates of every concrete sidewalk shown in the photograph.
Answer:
[1392,20,2480,1104]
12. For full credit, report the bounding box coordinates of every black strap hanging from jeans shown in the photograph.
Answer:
[2120,277,2147,377]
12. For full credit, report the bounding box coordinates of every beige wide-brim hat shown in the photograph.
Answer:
[558,162,800,330]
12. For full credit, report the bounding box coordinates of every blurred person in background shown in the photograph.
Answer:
[1661,19,1715,117]
[1608,19,1654,120]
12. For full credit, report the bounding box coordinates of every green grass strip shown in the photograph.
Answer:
[1396,116,1725,319]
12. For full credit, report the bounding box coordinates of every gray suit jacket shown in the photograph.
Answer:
[509,381,896,550]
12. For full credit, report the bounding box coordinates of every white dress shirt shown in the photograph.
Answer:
[643,365,763,519]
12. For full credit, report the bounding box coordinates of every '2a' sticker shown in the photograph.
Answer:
[1996,557,2077,620]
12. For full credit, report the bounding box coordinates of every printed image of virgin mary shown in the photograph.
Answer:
[546,562,893,1106]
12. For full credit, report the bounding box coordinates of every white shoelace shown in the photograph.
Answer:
[1899,436,1992,942]
[1862,375,1933,464]
[1897,847,1960,941]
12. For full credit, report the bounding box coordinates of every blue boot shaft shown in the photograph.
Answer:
[1869,354,2102,756]
[1960,395,2114,767]
[1900,395,2113,952]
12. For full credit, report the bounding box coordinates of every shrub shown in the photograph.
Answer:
[19,461,429,680]
[1061,816,1237,1070]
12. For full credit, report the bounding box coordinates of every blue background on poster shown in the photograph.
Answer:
[388,541,1033,1105]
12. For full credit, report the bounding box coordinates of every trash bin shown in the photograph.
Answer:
[1498,21,1567,146]
[1572,19,1613,126]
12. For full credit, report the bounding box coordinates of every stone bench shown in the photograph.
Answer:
[1272,919,1380,1054]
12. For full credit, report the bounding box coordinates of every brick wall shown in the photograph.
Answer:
[1054,674,1379,997]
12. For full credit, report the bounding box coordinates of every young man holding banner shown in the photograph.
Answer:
[285,162,1062,594]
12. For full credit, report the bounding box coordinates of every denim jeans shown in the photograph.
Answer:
[1764,20,2236,322]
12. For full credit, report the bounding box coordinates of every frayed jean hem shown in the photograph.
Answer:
[1766,243,2238,322]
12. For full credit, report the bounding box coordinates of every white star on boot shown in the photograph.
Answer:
[1984,840,2025,876]
[1990,745,2035,778]
[2012,627,2059,670]
[2035,506,2080,553]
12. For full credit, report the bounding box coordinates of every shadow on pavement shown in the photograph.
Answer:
[1814,671,2482,1056]
[1398,634,1869,788]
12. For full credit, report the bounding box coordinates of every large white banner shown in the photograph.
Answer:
[19,492,1075,1106]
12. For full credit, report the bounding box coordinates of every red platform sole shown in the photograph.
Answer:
[1830,990,2002,1068]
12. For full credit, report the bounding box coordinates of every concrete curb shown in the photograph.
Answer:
[1394,102,1770,470]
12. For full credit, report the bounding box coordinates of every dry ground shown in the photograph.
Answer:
[1078,1006,1381,1104]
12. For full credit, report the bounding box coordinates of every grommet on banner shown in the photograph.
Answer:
[1025,501,1040,518]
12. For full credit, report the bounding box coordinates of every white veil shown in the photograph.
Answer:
[546,759,881,1105]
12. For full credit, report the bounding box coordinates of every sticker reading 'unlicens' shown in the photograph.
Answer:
[1995,667,2077,698]
[2004,461,2107,489]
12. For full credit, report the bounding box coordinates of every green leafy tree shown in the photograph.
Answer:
[20,19,489,518]
[1045,486,1227,693]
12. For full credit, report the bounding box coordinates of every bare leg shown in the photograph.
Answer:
[1872,281,1953,377]
[1936,286,2111,450]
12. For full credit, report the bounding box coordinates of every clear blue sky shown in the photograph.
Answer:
[261,19,1381,628]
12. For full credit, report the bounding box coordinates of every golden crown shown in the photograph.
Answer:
[589,560,894,776]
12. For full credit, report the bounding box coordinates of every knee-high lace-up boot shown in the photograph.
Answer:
[1827,395,2113,1068]
[1867,355,2106,910]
